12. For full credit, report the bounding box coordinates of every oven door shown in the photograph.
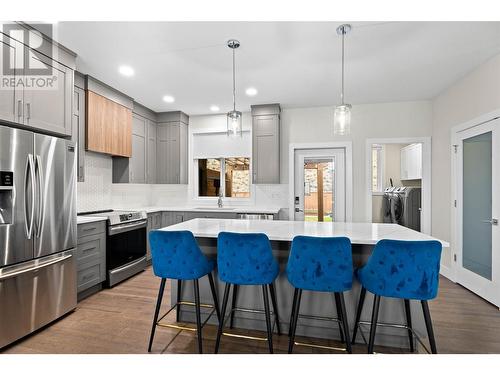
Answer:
[106,219,147,286]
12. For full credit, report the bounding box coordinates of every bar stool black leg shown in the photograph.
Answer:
[176,280,182,322]
[148,278,166,352]
[229,284,238,329]
[334,293,346,343]
[214,283,231,354]
[351,286,366,344]
[404,299,414,352]
[193,279,203,354]
[421,300,437,354]
[367,295,381,354]
[269,283,282,335]
[207,273,221,322]
[288,288,302,354]
[262,285,274,353]
[288,288,298,337]
[337,292,352,353]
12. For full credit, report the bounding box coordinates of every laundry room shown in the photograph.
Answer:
[370,142,423,231]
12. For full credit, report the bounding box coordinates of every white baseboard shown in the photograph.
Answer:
[440,264,455,282]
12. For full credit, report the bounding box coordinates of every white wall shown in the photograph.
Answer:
[432,53,500,269]
[281,101,433,221]
[189,100,433,220]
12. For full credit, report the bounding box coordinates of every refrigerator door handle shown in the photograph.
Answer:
[0,253,73,282]
[34,155,44,238]
[24,154,35,239]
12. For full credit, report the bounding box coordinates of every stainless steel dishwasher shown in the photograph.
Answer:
[237,213,275,220]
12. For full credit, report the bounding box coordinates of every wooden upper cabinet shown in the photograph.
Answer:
[86,90,132,157]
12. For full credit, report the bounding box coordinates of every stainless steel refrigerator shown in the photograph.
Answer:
[0,124,77,349]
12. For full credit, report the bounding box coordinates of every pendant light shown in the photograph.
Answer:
[227,39,242,137]
[333,24,352,136]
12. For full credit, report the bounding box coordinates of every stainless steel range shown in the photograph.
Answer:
[80,210,148,287]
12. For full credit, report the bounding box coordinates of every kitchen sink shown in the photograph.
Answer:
[192,207,236,210]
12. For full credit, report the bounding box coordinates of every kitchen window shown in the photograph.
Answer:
[198,157,250,198]
[371,144,384,193]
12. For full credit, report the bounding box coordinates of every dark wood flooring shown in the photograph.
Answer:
[3,267,500,354]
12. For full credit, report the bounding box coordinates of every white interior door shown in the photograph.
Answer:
[293,148,345,222]
[456,118,500,307]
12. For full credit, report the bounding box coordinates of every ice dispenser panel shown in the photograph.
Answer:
[0,171,13,224]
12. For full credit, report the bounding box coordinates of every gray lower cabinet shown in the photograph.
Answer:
[76,221,106,296]
[183,212,237,220]
[161,211,185,227]
[146,212,162,261]
[0,28,75,137]
[251,104,281,184]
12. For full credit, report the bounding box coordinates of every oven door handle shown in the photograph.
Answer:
[108,219,147,236]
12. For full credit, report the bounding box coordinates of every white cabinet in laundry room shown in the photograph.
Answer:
[400,143,422,180]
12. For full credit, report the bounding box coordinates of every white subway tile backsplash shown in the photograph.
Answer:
[77,152,113,212]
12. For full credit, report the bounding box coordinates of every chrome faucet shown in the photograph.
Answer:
[217,193,223,208]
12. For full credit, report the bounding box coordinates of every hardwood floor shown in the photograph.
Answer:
[3,267,500,354]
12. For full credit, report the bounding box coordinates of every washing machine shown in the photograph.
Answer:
[382,187,395,223]
[394,187,421,231]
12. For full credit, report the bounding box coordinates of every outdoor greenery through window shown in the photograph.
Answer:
[198,158,250,198]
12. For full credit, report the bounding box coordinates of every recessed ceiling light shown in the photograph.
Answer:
[210,105,220,112]
[163,95,175,103]
[245,87,258,96]
[118,65,134,77]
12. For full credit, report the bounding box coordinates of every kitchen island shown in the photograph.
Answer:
[159,219,449,351]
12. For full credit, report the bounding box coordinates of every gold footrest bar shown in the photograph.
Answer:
[157,322,197,332]
[222,332,268,341]
[156,300,217,333]
[178,301,213,309]
[294,341,346,352]
[357,320,430,354]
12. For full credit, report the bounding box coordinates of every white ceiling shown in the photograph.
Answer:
[54,21,500,115]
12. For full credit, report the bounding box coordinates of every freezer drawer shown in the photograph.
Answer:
[0,249,77,349]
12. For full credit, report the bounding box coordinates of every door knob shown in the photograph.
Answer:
[481,219,498,225]
[295,208,303,213]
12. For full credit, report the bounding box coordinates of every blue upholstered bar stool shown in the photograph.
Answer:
[214,232,281,353]
[148,230,221,354]
[286,236,354,354]
[351,239,442,354]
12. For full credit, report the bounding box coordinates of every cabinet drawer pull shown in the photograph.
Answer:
[17,100,22,119]
[26,103,31,120]
[81,273,96,281]
[82,246,97,253]
[82,227,96,232]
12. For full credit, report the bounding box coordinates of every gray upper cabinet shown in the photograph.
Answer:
[0,36,21,124]
[0,25,75,137]
[251,104,281,184]
[73,78,86,182]
[157,111,189,184]
[131,115,147,183]
[113,113,147,183]
[147,120,157,183]
[23,50,74,136]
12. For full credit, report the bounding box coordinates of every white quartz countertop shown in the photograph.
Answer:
[160,218,450,247]
[77,216,107,225]
[119,206,281,214]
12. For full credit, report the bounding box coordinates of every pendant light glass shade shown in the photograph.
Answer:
[227,109,242,137]
[334,24,352,136]
[227,39,242,137]
[333,104,351,136]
